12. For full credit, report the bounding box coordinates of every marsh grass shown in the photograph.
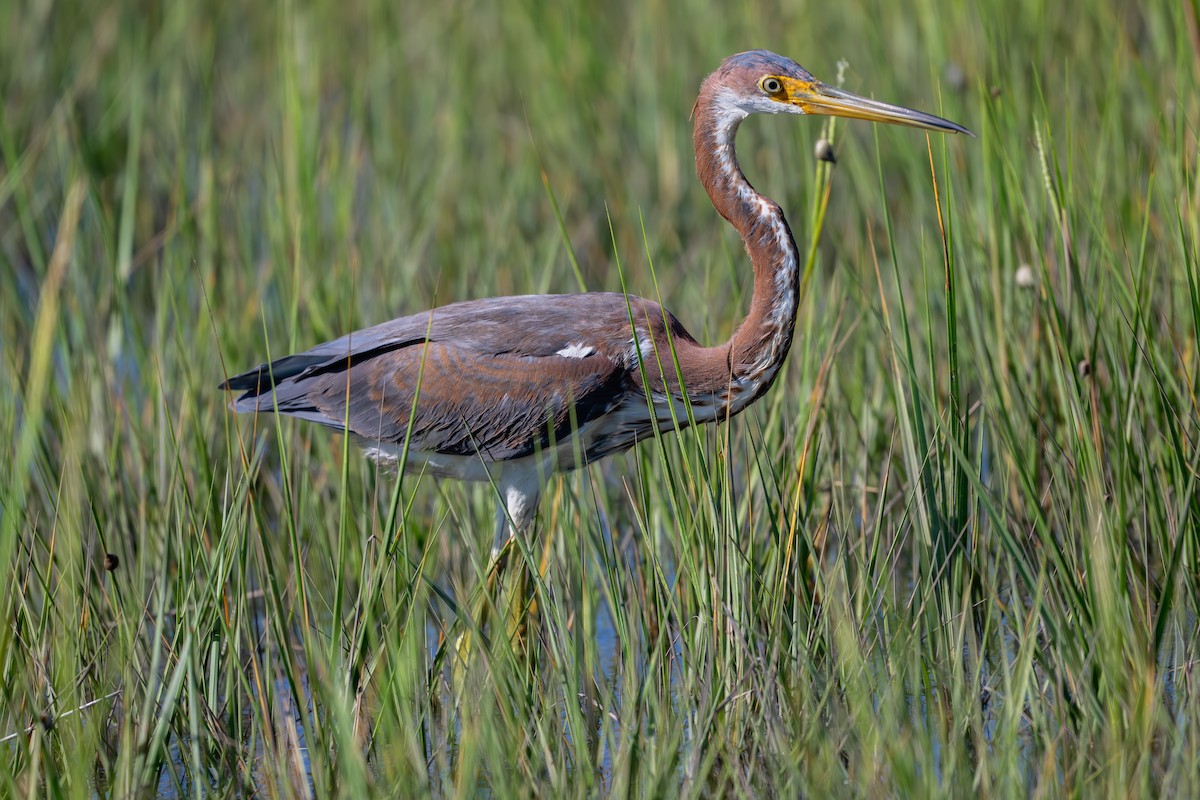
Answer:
[2,0,1199,795]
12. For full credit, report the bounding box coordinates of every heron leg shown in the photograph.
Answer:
[458,470,542,666]
[490,473,540,559]
[488,473,541,644]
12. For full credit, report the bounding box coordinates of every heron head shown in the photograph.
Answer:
[705,50,973,136]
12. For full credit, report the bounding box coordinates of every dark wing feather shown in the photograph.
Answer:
[219,293,667,462]
[306,341,626,460]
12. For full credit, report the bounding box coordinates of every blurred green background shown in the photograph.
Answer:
[2,0,1197,796]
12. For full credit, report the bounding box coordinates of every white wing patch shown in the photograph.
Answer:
[622,332,657,368]
[556,343,596,359]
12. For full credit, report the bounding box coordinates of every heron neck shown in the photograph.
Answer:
[693,102,801,411]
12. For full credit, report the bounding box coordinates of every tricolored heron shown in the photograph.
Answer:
[221,50,970,555]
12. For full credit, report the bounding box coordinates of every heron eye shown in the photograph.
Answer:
[760,77,783,94]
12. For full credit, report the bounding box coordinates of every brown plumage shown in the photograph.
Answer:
[221,50,971,552]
